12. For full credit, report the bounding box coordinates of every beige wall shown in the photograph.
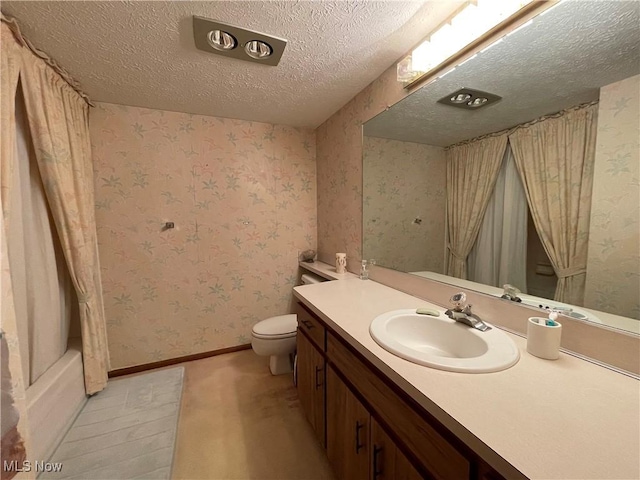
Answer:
[91,103,316,369]
[362,136,446,272]
[585,75,640,320]
[316,65,409,270]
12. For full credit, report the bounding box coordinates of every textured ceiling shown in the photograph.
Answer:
[1,0,463,128]
[364,1,640,147]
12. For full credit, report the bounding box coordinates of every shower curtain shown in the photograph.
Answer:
[8,84,75,386]
[1,15,109,403]
[445,135,508,278]
[467,143,528,292]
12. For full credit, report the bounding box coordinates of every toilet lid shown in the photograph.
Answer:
[252,314,297,337]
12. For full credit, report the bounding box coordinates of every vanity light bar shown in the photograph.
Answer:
[437,88,501,110]
[193,16,287,66]
[397,0,544,85]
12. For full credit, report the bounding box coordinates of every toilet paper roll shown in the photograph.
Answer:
[527,317,562,360]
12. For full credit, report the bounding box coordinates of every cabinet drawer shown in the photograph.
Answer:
[296,302,326,351]
[327,333,470,480]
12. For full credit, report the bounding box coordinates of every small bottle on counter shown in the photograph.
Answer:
[335,253,347,274]
[359,260,369,280]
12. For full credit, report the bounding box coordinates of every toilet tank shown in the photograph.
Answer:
[300,273,326,285]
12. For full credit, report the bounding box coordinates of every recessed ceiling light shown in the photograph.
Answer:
[245,40,273,60]
[193,17,287,66]
[207,30,237,51]
[437,88,501,110]
[451,93,471,104]
[468,97,489,108]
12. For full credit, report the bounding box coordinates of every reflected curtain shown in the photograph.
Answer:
[445,135,508,278]
[467,143,528,291]
[509,104,597,305]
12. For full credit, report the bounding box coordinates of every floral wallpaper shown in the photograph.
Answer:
[363,136,445,272]
[316,64,408,271]
[90,103,316,369]
[584,75,640,320]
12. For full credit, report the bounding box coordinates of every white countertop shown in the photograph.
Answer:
[293,278,640,480]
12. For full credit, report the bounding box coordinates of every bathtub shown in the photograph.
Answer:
[26,339,86,462]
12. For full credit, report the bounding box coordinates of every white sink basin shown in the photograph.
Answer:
[370,309,520,373]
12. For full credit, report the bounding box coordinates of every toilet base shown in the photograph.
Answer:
[269,354,293,375]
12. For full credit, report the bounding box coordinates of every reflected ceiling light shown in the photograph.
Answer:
[397,0,551,85]
[207,30,237,51]
[468,97,489,108]
[193,16,287,66]
[451,93,472,104]
[438,88,501,110]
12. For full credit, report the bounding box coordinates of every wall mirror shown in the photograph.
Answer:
[362,0,639,334]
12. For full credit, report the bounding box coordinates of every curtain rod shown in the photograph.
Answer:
[446,100,598,150]
[1,13,94,107]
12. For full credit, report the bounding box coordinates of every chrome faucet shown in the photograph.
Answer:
[444,292,492,332]
[501,284,522,303]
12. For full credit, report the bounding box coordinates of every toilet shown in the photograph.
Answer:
[251,272,325,375]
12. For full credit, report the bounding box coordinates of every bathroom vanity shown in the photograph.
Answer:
[293,277,640,480]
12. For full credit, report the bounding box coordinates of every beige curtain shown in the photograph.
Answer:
[9,85,75,386]
[1,20,109,395]
[19,51,110,394]
[445,135,508,278]
[509,105,597,305]
[1,22,31,477]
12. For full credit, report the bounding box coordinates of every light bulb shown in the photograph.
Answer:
[245,40,272,59]
[207,30,237,51]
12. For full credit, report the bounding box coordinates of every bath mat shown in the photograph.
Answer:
[41,367,184,479]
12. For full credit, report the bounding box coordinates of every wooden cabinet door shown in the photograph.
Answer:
[370,418,424,480]
[297,331,325,447]
[326,366,370,480]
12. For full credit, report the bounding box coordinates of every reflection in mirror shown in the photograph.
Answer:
[362,1,639,334]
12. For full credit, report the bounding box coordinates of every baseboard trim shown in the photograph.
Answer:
[108,344,252,378]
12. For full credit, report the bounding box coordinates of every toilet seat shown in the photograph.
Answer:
[251,314,297,339]
[251,330,296,340]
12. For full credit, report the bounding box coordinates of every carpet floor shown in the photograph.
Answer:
[171,350,335,480]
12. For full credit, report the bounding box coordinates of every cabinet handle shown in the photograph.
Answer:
[373,445,383,479]
[301,319,314,329]
[355,421,365,454]
[314,366,323,389]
